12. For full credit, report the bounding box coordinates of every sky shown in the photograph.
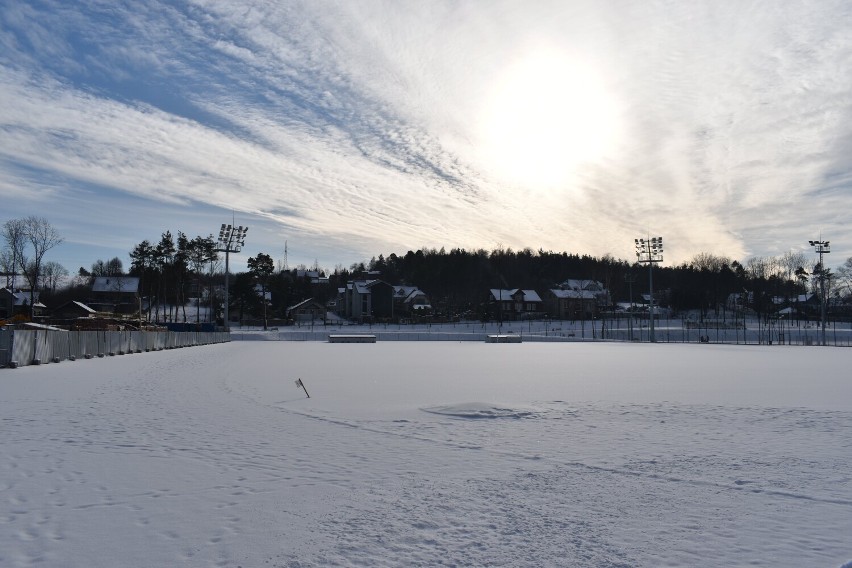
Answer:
[2,0,852,275]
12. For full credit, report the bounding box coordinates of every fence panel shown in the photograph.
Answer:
[0,327,12,366]
[1,330,230,368]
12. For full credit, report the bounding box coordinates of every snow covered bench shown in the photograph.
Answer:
[328,334,377,343]
[486,334,523,343]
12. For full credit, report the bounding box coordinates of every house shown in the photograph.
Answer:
[788,293,821,317]
[343,279,395,321]
[393,286,431,316]
[89,276,140,314]
[488,289,543,320]
[546,289,597,320]
[0,287,45,320]
[295,269,329,285]
[0,287,18,319]
[726,291,753,311]
[50,300,97,321]
[287,298,327,323]
[559,279,611,308]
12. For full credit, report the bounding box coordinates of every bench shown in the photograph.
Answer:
[328,334,377,343]
[486,334,523,343]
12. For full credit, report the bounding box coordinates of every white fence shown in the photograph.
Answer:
[0,329,230,368]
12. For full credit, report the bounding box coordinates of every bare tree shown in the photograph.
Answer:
[690,252,731,273]
[2,218,26,289]
[6,217,63,317]
[91,257,124,277]
[837,257,852,301]
[40,261,69,295]
[0,248,15,287]
[745,256,770,280]
[780,251,807,281]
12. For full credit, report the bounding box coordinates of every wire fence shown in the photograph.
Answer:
[231,317,852,346]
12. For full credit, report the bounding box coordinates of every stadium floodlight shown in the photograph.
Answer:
[635,236,664,343]
[215,224,249,330]
[809,238,830,346]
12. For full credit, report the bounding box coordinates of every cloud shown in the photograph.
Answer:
[1,0,851,272]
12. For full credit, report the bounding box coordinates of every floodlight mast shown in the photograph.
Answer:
[635,236,664,343]
[215,224,248,331]
[808,238,830,346]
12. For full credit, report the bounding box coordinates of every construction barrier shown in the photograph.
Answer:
[0,329,230,368]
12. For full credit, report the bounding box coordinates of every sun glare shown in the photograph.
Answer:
[479,51,619,190]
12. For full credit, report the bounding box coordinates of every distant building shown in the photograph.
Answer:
[295,269,329,285]
[50,300,97,321]
[89,276,140,314]
[546,289,597,320]
[342,280,394,321]
[393,285,431,316]
[0,287,45,320]
[287,298,327,323]
[488,289,543,320]
[559,279,611,307]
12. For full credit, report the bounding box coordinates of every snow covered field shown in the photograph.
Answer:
[2,341,851,567]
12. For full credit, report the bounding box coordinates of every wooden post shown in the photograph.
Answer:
[295,378,310,398]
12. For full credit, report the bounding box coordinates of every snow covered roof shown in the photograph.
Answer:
[18,322,66,331]
[393,286,428,303]
[561,279,605,291]
[287,298,324,311]
[354,281,371,294]
[1,288,40,306]
[296,270,328,284]
[68,301,97,313]
[394,285,420,297]
[91,277,140,293]
[348,279,390,294]
[549,289,594,300]
[490,289,542,302]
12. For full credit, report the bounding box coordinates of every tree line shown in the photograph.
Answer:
[4,216,852,324]
[350,247,844,321]
[220,246,852,324]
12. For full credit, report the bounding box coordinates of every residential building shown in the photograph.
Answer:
[559,279,611,309]
[343,279,394,321]
[89,276,140,314]
[295,269,329,285]
[50,300,97,321]
[0,287,46,320]
[287,298,327,323]
[546,289,597,320]
[488,289,543,320]
[393,285,431,316]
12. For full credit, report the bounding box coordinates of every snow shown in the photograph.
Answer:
[2,341,851,567]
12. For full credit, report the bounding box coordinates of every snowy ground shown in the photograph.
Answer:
[2,341,851,567]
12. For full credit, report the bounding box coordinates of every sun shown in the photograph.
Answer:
[478,51,619,190]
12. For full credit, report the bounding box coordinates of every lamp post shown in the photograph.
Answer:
[635,236,663,343]
[808,238,830,346]
[216,224,248,330]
